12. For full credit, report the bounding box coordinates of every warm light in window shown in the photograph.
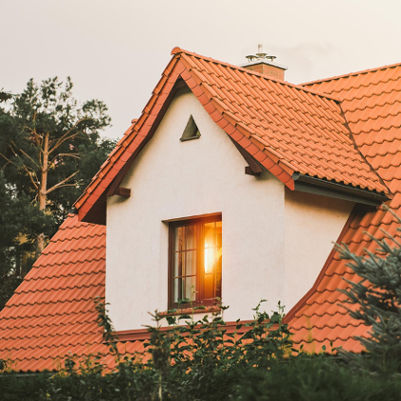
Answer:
[204,243,215,273]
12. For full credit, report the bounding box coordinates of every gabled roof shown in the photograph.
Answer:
[0,215,144,371]
[2,53,401,370]
[286,62,401,352]
[74,48,386,224]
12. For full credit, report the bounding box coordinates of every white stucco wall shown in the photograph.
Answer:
[106,91,285,331]
[106,90,354,331]
[283,189,353,310]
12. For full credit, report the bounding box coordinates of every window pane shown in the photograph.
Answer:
[174,250,182,278]
[175,226,184,252]
[173,223,197,304]
[175,225,195,252]
[185,225,195,250]
[203,221,222,300]
[185,250,196,276]
[174,276,196,303]
[183,275,196,302]
[203,221,222,274]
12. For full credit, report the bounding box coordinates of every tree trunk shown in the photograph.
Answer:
[37,132,49,254]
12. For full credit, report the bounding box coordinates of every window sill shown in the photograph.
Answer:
[159,305,221,317]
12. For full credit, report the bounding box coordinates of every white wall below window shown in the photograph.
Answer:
[106,90,352,331]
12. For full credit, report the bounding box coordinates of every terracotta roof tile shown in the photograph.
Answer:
[3,52,401,368]
[0,215,143,372]
[285,63,401,352]
[75,48,386,224]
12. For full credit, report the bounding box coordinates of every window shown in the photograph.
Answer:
[169,215,222,308]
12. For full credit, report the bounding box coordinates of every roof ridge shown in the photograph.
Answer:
[173,47,341,103]
[302,61,401,86]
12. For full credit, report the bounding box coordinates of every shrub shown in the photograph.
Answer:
[338,207,401,373]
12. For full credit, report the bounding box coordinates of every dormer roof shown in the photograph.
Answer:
[74,48,387,224]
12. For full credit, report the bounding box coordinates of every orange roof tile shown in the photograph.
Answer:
[285,62,401,352]
[74,48,386,224]
[0,215,144,372]
[3,52,401,369]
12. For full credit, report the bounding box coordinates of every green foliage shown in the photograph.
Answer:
[338,207,401,372]
[0,77,114,222]
[233,355,401,401]
[94,297,120,358]
[2,357,401,401]
[0,77,115,309]
[0,372,49,401]
[2,301,401,400]
[141,300,292,401]
[0,171,53,309]
[45,301,293,400]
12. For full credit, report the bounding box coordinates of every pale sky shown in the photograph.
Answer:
[2,0,401,140]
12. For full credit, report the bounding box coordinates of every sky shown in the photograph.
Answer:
[2,0,401,140]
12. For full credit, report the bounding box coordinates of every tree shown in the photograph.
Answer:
[339,206,401,372]
[0,171,53,309]
[0,77,115,308]
[0,77,114,246]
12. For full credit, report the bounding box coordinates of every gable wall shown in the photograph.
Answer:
[106,92,285,330]
[106,91,353,331]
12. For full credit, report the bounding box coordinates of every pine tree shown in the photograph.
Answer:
[0,78,115,308]
[339,206,401,372]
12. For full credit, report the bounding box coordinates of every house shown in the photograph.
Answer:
[1,47,400,372]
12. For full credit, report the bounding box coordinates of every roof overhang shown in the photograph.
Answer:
[74,48,388,224]
[292,173,389,206]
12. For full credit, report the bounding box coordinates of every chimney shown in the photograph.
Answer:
[243,44,286,80]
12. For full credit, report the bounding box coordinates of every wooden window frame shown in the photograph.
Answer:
[168,214,222,309]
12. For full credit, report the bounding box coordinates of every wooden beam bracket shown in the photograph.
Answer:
[113,187,131,198]
[245,165,262,176]
[229,138,264,176]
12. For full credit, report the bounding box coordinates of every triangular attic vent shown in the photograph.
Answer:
[180,115,200,141]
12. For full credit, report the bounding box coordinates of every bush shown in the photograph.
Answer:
[338,206,401,373]
[2,299,401,400]
[0,372,49,401]
[233,355,401,401]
